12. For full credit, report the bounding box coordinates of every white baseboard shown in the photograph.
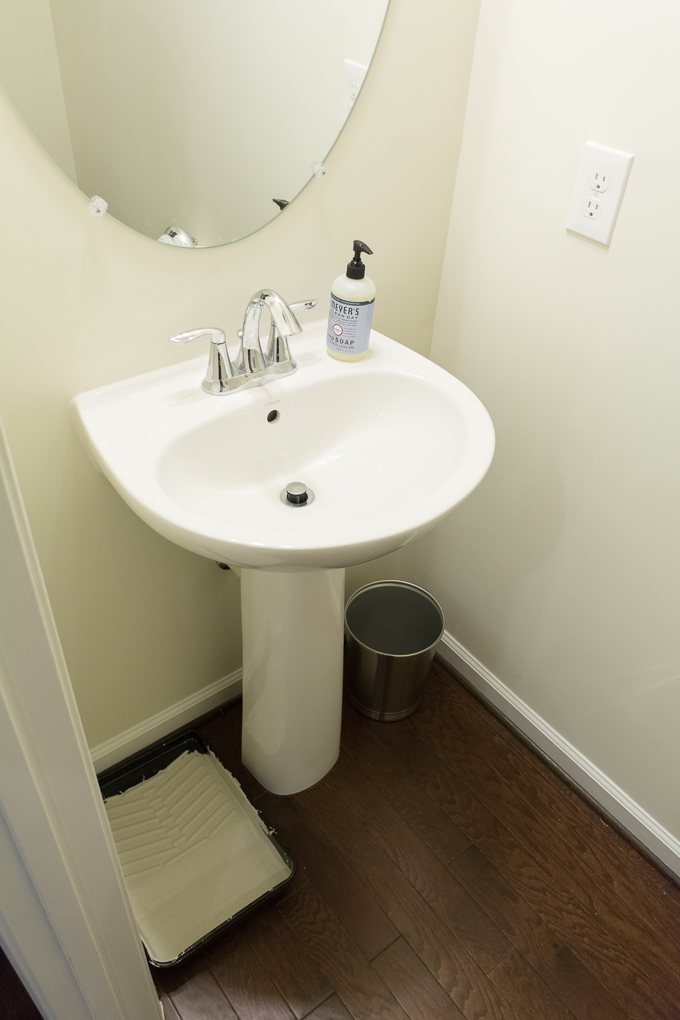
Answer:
[90,670,242,774]
[438,630,680,880]
[90,636,680,879]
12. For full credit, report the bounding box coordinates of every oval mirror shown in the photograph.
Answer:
[0,0,390,248]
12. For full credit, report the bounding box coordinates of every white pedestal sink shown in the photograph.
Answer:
[241,567,345,795]
[74,323,494,794]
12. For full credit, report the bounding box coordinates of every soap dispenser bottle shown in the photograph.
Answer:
[326,240,375,361]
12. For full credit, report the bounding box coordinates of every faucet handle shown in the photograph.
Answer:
[169,327,237,395]
[169,328,225,346]
[265,299,317,373]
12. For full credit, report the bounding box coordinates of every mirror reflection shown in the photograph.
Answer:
[0,0,389,247]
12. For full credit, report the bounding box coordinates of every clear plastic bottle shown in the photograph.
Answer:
[326,240,375,361]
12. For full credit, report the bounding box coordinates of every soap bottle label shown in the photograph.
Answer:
[326,294,375,355]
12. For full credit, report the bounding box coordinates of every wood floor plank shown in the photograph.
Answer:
[341,703,471,865]
[295,766,522,1020]
[305,994,354,1020]
[0,946,43,1020]
[372,938,467,1020]
[433,664,680,970]
[368,711,663,1020]
[161,664,680,1020]
[277,881,411,1020]
[326,743,512,973]
[488,949,578,1020]
[451,844,630,1020]
[258,791,399,961]
[160,992,183,1020]
[167,971,239,1020]
[241,904,333,1019]
[210,927,295,1020]
[410,678,680,1019]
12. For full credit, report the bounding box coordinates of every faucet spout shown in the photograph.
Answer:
[254,289,302,342]
[239,289,302,376]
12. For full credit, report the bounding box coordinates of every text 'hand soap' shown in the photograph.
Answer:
[326,240,375,361]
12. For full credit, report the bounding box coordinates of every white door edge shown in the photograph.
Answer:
[0,413,163,1020]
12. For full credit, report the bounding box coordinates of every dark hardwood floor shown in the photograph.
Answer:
[153,660,680,1020]
[0,946,42,1020]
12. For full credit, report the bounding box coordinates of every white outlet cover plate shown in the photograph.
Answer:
[566,142,634,246]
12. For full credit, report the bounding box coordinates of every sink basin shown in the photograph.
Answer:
[73,321,494,795]
[74,323,494,570]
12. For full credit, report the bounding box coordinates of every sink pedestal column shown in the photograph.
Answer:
[240,568,345,795]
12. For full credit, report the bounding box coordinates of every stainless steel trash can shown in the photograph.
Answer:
[344,580,445,721]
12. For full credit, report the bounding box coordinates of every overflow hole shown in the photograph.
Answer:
[267,410,280,423]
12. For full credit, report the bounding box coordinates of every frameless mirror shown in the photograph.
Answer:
[0,0,389,248]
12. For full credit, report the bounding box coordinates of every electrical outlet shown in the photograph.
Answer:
[566,142,634,245]
[589,169,609,192]
[583,195,602,219]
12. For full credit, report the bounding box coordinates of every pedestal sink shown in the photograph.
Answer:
[73,322,494,794]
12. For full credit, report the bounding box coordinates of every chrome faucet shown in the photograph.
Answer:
[169,290,317,396]
[167,327,238,395]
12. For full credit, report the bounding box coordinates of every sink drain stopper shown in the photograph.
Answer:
[281,481,315,507]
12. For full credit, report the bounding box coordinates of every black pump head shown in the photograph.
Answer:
[347,239,373,279]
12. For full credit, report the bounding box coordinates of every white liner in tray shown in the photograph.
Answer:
[104,749,293,965]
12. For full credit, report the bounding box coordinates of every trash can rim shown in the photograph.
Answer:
[344,579,445,658]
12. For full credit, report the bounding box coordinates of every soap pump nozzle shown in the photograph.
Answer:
[346,239,373,279]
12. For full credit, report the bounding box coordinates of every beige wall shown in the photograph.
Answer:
[0,0,481,748]
[0,0,76,181]
[400,0,680,841]
[49,0,388,245]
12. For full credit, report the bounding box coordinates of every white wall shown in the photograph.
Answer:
[0,0,481,749]
[48,0,388,245]
[400,0,680,846]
